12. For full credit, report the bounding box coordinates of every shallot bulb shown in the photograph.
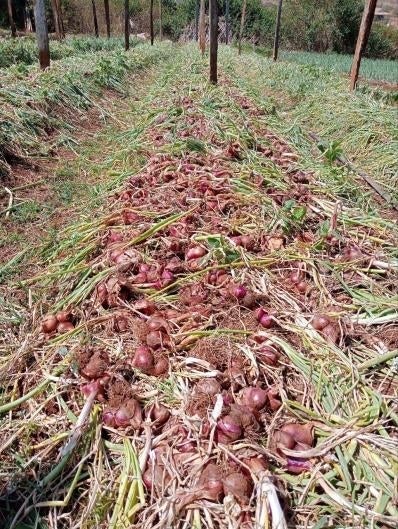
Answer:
[255,307,273,328]
[229,284,247,299]
[312,314,330,330]
[196,378,221,396]
[217,415,242,443]
[41,315,57,334]
[198,464,224,501]
[131,346,154,373]
[241,387,267,411]
[186,246,207,261]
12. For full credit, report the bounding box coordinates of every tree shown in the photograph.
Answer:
[34,0,50,69]
[238,0,247,55]
[104,0,111,38]
[209,0,218,84]
[124,0,129,50]
[195,0,199,41]
[7,0,16,38]
[150,0,154,45]
[92,0,99,37]
[159,0,162,40]
[199,0,205,55]
[225,0,230,44]
[50,0,63,40]
[273,0,283,60]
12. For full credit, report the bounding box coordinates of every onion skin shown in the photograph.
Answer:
[41,315,58,334]
[274,430,295,451]
[146,330,164,350]
[147,317,168,332]
[148,402,170,426]
[196,378,221,396]
[57,321,75,333]
[241,387,267,411]
[286,457,311,474]
[199,464,224,501]
[134,299,156,316]
[280,422,314,446]
[257,346,279,366]
[223,472,252,503]
[153,358,169,376]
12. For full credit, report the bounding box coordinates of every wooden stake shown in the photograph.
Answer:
[199,0,205,55]
[150,0,154,45]
[238,0,247,55]
[34,0,50,69]
[273,0,283,61]
[124,0,129,51]
[350,0,377,90]
[92,0,99,38]
[7,0,16,38]
[195,0,199,41]
[104,0,111,38]
[209,0,218,84]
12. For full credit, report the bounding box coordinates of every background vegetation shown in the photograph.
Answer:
[1,0,397,59]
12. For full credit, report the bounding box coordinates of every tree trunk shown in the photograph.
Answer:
[92,0,99,37]
[50,0,61,40]
[150,0,154,45]
[55,0,65,38]
[124,0,129,50]
[209,0,218,84]
[350,0,377,90]
[104,0,111,38]
[238,0,247,55]
[199,0,205,55]
[34,0,50,70]
[195,0,199,41]
[159,0,163,41]
[273,0,283,61]
[225,0,230,44]
[7,0,16,38]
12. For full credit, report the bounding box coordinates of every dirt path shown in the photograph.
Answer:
[1,46,397,529]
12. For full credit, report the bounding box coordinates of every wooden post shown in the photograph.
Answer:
[7,0,16,38]
[104,0,111,38]
[350,0,377,90]
[124,0,129,50]
[273,0,283,61]
[225,0,230,44]
[34,0,50,70]
[159,0,163,40]
[238,0,247,55]
[199,0,205,55]
[195,0,199,41]
[150,0,154,45]
[92,0,99,37]
[209,0,218,84]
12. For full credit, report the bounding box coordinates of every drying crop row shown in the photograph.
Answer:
[0,42,172,179]
[0,35,128,69]
[1,46,397,529]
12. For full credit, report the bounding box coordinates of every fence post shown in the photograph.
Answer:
[350,0,377,90]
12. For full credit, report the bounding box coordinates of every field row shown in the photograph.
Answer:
[1,45,397,529]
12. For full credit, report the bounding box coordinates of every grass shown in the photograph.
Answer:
[281,50,398,83]
[0,35,130,69]
[221,46,398,203]
[1,43,397,529]
[0,42,173,178]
